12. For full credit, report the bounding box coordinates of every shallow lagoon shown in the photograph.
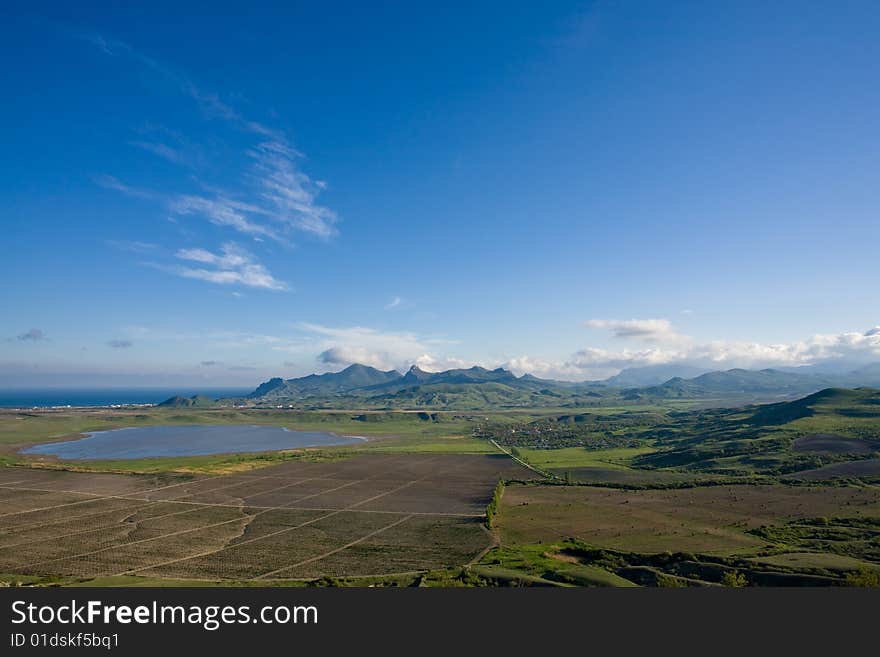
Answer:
[21,424,365,460]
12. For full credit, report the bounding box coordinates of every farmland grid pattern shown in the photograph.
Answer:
[0,454,532,580]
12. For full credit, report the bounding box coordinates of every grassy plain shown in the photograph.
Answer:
[496,483,880,554]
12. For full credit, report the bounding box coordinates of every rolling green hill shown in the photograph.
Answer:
[640,368,835,400]
[632,387,880,475]
[156,394,218,408]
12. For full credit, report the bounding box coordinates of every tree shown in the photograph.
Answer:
[721,570,747,587]
[845,568,880,587]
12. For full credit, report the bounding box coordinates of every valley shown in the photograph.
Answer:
[1,372,879,587]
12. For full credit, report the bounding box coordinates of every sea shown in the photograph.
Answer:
[0,388,252,408]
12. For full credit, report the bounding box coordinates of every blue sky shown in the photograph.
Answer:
[2,1,879,387]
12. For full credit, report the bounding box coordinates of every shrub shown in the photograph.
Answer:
[485,479,506,529]
[845,568,880,587]
[721,570,748,587]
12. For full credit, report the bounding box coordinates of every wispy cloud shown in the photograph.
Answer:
[129,140,185,165]
[105,239,158,253]
[169,242,288,291]
[107,339,133,348]
[248,140,337,238]
[385,296,402,310]
[80,33,115,55]
[78,32,274,137]
[169,195,284,242]
[95,177,290,244]
[84,34,337,250]
[129,124,207,170]
[93,174,155,200]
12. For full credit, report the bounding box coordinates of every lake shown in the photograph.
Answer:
[20,424,366,460]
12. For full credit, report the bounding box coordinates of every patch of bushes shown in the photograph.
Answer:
[485,479,506,529]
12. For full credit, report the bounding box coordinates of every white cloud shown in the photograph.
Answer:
[170,195,283,242]
[171,243,287,291]
[502,356,585,380]
[84,33,337,293]
[318,345,397,370]
[385,296,402,310]
[273,323,880,380]
[317,346,473,373]
[108,139,334,246]
[584,318,688,344]
[249,140,338,239]
[177,245,248,269]
[97,177,289,244]
[275,323,465,373]
[506,325,880,381]
[411,354,474,372]
[52,318,880,384]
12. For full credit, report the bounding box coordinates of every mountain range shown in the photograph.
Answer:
[169,361,880,410]
[232,363,586,408]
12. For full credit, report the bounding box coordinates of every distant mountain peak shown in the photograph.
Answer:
[403,365,432,384]
[246,363,403,400]
[341,363,371,372]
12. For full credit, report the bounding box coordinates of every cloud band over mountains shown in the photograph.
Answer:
[6,320,880,384]
[291,321,880,380]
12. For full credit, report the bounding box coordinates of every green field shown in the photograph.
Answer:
[515,445,657,469]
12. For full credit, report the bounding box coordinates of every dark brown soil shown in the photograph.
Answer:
[0,454,531,580]
[785,458,880,480]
